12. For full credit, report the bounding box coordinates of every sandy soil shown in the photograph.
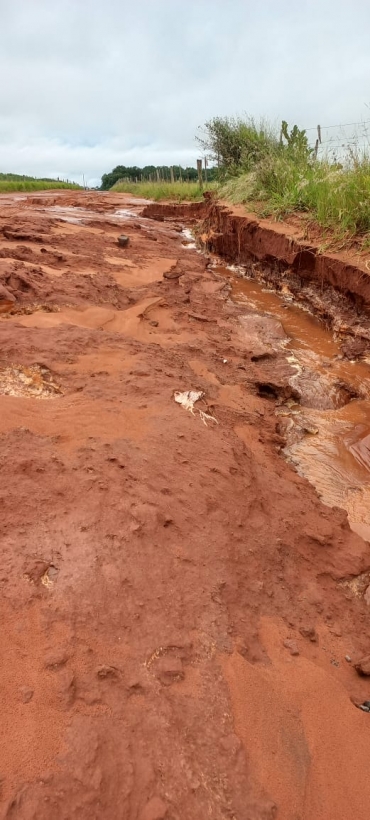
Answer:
[0,190,370,820]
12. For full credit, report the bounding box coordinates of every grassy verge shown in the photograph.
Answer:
[0,180,81,192]
[219,154,370,240]
[112,180,216,201]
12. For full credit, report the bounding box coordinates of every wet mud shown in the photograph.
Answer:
[1,191,370,820]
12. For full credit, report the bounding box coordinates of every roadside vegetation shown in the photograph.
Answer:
[101,164,218,190]
[111,180,215,201]
[198,116,370,239]
[0,173,81,192]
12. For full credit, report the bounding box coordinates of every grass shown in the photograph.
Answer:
[219,151,370,239]
[0,180,81,192]
[111,180,216,201]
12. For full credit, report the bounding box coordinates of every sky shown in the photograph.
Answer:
[0,0,369,186]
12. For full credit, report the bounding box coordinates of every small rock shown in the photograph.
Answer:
[345,655,352,663]
[357,700,370,713]
[299,626,318,642]
[149,320,159,327]
[283,640,300,656]
[19,686,34,703]
[118,234,129,248]
[44,650,69,670]
[354,655,370,676]
[163,267,184,280]
[140,796,168,820]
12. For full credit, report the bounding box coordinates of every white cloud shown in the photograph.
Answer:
[0,0,369,185]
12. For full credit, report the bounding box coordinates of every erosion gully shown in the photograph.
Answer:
[219,267,370,543]
[2,190,370,820]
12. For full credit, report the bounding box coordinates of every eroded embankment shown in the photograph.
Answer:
[143,198,370,542]
[143,198,370,357]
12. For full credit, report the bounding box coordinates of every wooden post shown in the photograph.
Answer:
[204,156,208,183]
[156,169,160,182]
[197,159,203,189]
[170,166,175,184]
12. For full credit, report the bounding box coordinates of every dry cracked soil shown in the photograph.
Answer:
[0,190,370,820]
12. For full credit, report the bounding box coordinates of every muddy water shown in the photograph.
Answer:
[217,266,370,542]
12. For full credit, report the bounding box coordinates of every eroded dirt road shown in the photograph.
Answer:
[1,191,370,820]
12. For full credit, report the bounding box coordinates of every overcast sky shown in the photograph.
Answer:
[1,0,369,186]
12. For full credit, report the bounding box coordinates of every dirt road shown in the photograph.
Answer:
[1,191,370,819]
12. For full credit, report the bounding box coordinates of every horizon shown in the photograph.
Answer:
[1,0,370,186]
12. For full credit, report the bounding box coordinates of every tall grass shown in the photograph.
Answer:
[112,180,216,201]
[0,180,81,192]
[219,146,370,238]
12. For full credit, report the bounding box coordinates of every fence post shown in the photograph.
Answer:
[197,159,203,189]
[170,166,175,184]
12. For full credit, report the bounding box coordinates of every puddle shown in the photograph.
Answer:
[113,208,140,219]
[37,204,150,227]
[0,364,62,398]
[214,263,370,541]
[181,228,197,250]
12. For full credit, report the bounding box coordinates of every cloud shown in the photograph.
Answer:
[0,0,369,185]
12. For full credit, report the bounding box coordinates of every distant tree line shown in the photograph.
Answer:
[100,164,218,190]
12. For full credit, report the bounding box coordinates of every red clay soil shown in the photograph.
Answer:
[0,191,370,819]
[147,197,370,353]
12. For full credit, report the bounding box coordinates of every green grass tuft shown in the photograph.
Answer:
[0,180,81,192]
[111,180,216,202]
[219,152,370,238]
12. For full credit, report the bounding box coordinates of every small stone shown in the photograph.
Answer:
[163,267,183,280]
[149,320,159,327]
[354,655,370,676]
[299,626,318,642]
[283,640,299,656]
[19,686,34,703]
[118,234,129,248]
[345,655,352,663]
[356,701,370,713]
[140,797,168,820]
[44,650,69,670]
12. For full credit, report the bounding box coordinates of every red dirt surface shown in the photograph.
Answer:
[0,190,370,819]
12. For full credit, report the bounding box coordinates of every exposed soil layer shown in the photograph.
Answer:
[154,197,370,353]
[1,191,370,820]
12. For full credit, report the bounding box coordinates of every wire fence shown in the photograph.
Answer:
[302,118,370,158]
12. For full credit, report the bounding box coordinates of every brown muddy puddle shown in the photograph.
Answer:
[215,264,370,542]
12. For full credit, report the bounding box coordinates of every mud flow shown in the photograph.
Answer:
[1,190,370,820]
[218,268,370,542]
